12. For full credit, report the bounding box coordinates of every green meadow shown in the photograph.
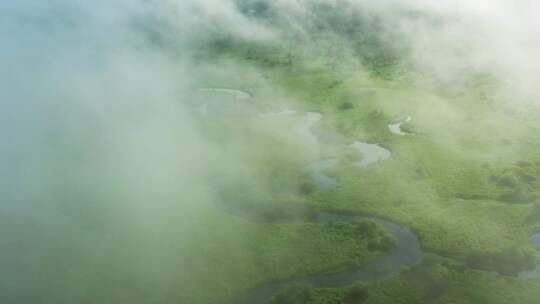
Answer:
[183,32,540,303]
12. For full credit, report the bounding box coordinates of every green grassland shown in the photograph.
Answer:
[183,33,540,303]
[174,202,392,303]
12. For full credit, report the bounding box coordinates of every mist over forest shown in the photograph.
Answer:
[3,1,540,303]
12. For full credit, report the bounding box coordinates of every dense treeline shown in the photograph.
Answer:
[232,0,406,75]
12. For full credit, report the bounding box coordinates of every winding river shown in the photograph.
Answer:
[388,116,412,135]
[214,98,420,302]
[228,150,420,303]
[233,213,423,304]
[200,88,540,303]
[201,88,422,303]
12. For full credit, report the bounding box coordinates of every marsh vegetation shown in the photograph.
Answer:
[5,1,540,304]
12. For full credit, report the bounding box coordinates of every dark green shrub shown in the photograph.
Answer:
[339,101,354,111]
[343,285,368,304]
[355,220,377,237]
[368,233,395,252]
[466,247,536,276]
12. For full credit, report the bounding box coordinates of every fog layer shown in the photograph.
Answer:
[3,1,540,303]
